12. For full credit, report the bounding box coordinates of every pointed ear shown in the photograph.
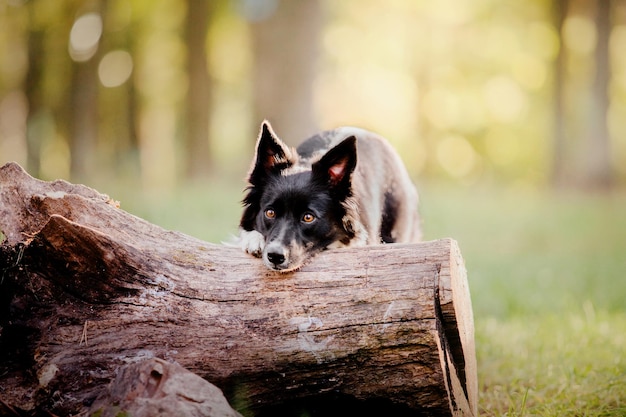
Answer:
[248,121,293,184]
[312,136,357,188]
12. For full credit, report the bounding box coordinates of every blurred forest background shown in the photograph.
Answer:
[2,0,626,414]
[1,0,625,190]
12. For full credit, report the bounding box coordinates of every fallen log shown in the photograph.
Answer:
[0,162,477,417]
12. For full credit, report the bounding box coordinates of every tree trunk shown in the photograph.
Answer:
[249,0,322,142]
[185,0,213,180]
[24,2,46,179]
[0,162,477,417]
[69,56,100,181]
[68,4,104,182]
[551,0,569,188]
[584,0,613,189]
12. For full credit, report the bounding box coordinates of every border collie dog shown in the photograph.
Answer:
[238,121,421,272]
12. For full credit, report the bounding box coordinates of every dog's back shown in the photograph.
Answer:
[293,127,421,245]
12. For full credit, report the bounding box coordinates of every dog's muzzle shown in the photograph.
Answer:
[263,240,287,269]
[263,241,302,272]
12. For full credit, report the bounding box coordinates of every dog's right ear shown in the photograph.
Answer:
[312,136,357,190]
[247,121,293,185]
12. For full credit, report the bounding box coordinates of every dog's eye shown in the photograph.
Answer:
[302,213,315,223]
[264,209,276,219]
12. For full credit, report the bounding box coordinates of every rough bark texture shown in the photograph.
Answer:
[0,162,477,417]
[89,358,243,417]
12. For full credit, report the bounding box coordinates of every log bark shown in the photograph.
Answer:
[89,358,243,417]
[0,162,477,417]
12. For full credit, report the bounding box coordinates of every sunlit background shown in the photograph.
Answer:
[1,0,626,415]
[1,0,625,189]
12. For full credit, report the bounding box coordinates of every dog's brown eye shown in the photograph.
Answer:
[302,213,315,223]
[265,209,276,219]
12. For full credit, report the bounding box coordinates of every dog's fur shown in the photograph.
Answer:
[238,121,421,272]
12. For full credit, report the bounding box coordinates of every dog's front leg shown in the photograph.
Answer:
[237,229,265,258]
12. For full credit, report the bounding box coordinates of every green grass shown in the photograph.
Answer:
[100,178,626,416]
[420,185,626,317]
[477,311,626,416]
[97,178,244,244]
[421,184,626,416]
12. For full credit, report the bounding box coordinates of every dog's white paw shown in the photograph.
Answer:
[237,230,265,258]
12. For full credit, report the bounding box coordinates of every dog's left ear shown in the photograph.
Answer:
[312,136,357,188]
[248,121,294,185]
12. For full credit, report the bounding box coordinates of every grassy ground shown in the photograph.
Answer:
[423,185,626,416]
[102,179,626,416]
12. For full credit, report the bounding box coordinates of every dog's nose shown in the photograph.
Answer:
[267,251,285,266]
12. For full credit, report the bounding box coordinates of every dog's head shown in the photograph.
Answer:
[241,121,357,272]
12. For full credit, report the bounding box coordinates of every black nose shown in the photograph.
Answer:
[267,252,285,266]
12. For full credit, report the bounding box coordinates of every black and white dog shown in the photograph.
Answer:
[238,121,421,272]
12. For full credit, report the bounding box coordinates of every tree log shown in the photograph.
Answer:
[0,162,477,417]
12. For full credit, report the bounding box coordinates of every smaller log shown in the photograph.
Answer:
[89,358,243,417]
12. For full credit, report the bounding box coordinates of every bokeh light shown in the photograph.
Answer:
[562,15,597,55]
[436,134,479,179]
[69,13,103,62]
[483,76,527,123]
[98,50,133,88]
